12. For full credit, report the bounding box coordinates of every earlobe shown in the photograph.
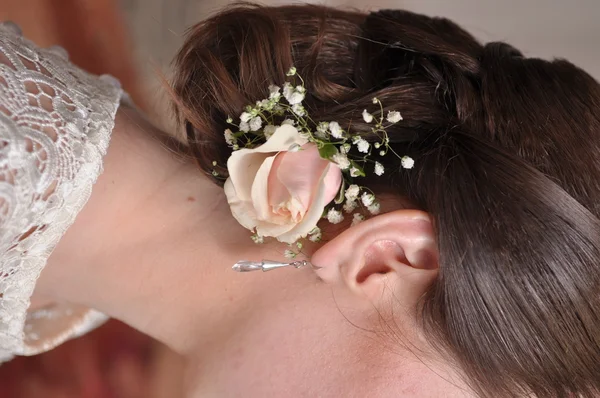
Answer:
[312,210,438,305]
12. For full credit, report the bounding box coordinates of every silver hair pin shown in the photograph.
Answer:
[232,259,315,272]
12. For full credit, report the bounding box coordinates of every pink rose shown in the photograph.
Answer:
[224,125,342,244]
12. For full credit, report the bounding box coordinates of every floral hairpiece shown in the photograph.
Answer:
[219,67,413,258]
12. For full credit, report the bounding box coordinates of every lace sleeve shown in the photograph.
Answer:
[0,22,123,361]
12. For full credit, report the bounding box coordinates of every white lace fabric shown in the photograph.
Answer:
[0,22,123,361]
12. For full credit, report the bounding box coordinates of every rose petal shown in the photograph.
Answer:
[226,151,269,203]
[254,218,296,238]
[272,144,330,209]
[226,125,308,203]
[251,154,277,222]
[321,162,342,205]
[224,178,258,231]
[228,174,296,238]
[246,124,308,154]
[225,124,328,242]
[277,162,342,244]
[267,152,290,209]
[269,144,342,209]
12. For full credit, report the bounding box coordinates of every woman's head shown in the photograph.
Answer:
[171,4,600,397]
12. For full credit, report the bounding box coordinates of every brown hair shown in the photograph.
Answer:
[170,4,600,397]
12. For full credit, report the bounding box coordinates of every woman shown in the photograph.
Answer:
[1,4,600,397]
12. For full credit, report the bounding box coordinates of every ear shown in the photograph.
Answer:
[312,210,438,307]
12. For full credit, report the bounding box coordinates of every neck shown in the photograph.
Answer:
[38,105,256,354]
[36,106,472,396]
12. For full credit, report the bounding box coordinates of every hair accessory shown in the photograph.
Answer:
[233,259,315,272]
[218,67,413,268]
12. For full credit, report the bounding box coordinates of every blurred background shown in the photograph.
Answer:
[0,0,598,397]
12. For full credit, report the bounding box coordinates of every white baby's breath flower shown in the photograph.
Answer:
[251,234,264,244]
[282,82,305,105]
[269,84,281,99]
[226,116,233,124]
[291,104,306,116]
[368,202,381,215]
[239,121,250,133]
[283,82,293,99]
[309,232,322,242]
[224,129,236,146]
[317,121,329,131]
[316,122,329,139]
[263,125,276,139]
[352,213,365,226]
[386,111,403,123]
[361,192,375,207]
[258,99,272,110]
[379,150,386,156]
[284,249,297,258]
[331,152,350,170]
[345,184,360,202]
[249,116,262,131]
[343,200,358,213]
[308,226,322,242]
[350,167,361,177]
[288,91,305,105]
[401,156,415,169]
[341,143,351,154]
[362,109,374,123]
[356,138,370,154]
[374,161,385,176]
[286,66,297,76]
[282,119,295,126]
[327,208,344,224]
[240,112,252,123]
[372,97,379,104]
[329,121,343,139]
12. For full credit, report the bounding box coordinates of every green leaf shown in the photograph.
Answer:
[350,161,366,177]
[318,143,338,160]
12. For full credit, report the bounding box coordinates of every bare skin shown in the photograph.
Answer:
[34,105,473,397]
